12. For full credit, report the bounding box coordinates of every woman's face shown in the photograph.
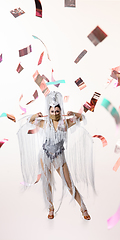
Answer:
[49,106,61,115]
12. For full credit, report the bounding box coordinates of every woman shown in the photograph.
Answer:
[17,91,95,220]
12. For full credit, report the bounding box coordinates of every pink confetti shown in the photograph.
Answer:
[38,51,44,65]
[33,70,50,97]
[34,174,41,183]
[113,158,120,172]
[16,63,24,73]
[93,135,107,147]
[0,139,8,148]
[107,205,120,229]
[19,94,26,114]
[78,105,83,114]
[33,90,38,99]
[111,65,120,72]
[20,174,41,186]
[27,126,39,134]
[51,69,60,87]
[0,53,2,63]
[63,96,69,103]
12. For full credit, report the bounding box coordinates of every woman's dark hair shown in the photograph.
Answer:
[49,104,61,110]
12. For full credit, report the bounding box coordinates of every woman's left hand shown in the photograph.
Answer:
[67,111,74,116]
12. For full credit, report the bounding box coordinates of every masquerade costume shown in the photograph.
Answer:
[17,91,95,219]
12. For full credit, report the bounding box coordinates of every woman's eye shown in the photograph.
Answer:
[51,111,54,113]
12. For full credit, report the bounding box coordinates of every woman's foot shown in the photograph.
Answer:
[48,207,54,219]
[81,208,91,220]
[80,200,91,220]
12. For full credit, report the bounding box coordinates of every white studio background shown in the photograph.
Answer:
[0,0,120,240]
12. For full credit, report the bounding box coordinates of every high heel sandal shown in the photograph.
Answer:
[48,207,54,219]
[80,208,91,220]
[80,200,91,220]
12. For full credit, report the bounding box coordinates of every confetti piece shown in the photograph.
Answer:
[33,70,50,97]
[34,0,42,18]
[42,75,50,82]
[75,77,87,90]
[83,102,95,113]
[64,96,69,103]
[83,92,101,112]
[27,126,39,134]
[0,113,7,117]
[20,173,41,186]
[93,135,107,147]
[38,51,44,65]
[74,50,87,63]
[19,94,27,114]
[101,98,120,125]
[105,78,113,88]
[16,63,24,73]
[34,174,41,184]
[112,66,120,72]
[0,139,8,148]
[113,158,120,172]
[87,26,107,46]
[19,45,32,57]
[10,8,25,18]
[46,80,65,85]
[32,35,51,61]
[110,70,118,80]
[107,205,120,229]
[33,90,38,99]
[114,139,120,153]
[111,70,120,87]
[0,54,2,63]
[0,113,16,122]
[65,0,76,7]
[51,69,60,87]
[78,105,83,114]
[7,114,16,122]
[26,90,38,105]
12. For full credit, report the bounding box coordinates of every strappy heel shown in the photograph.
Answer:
[80,208,91,220]
[80,200,91,220]
[48,207,54,219]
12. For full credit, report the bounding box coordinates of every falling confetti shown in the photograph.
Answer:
[34,0,42,18]
[87,26,107,46]
[10,7,25,18]
[19,45,32,57]
[0,139,8,148]
[16,63,24,73]
[75,77,87,90]
[107,205,120,229]
[101,98,120,125]
[74,50,87,63]
[93,135,107,147]
[33,70,50,97]
[65,0,76,7]
[113,158,120,172]
[84,92,101,112]
[38,51,44,65]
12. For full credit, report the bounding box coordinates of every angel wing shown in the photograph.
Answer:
[66,115,96,193]
[17,116,44,187]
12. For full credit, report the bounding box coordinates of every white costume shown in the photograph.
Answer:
[17,91,95,212]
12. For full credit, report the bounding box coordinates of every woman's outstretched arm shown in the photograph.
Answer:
[67,111,82,128]
[29,112,45,128]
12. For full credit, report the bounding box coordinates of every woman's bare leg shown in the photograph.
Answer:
[56,162,81,206]
[40,159,54,218]
[56,162,91,220]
